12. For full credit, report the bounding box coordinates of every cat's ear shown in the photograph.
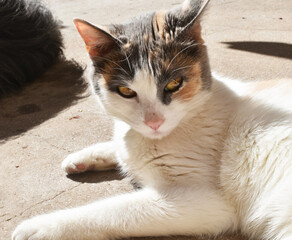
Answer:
[179,0,209,43]
[161,0,209,43]
[73,19,121,58]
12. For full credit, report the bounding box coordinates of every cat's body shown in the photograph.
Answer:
[13,0,292,240]
[0,0,63,96]
[108,77,292,240]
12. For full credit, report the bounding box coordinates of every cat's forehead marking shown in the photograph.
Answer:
[131,69,157,101]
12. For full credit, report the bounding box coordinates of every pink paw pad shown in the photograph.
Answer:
[76,164,86,170]
[88,164,95,170]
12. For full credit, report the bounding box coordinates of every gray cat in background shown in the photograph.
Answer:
[0,0,63,96]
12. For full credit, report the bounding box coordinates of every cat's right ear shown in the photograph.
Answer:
[73,19,120,59]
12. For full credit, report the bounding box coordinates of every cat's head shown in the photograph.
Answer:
[75,0,211,139]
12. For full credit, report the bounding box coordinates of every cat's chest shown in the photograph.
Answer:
[120,125,222,187]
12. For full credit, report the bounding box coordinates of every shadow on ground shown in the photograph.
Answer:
[0,58,88,142]
[67,169,123,183]
[127,233,246,240]
[223,41,292,60]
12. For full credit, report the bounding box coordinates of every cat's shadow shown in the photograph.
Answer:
[0,57,87,142]
[67,169,123,184]
[126,233,246,240]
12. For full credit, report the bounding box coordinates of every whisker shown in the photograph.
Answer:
[123,51,132,74]
[116,50,134,63]
[171,64,197,74]
[96,56,130,77]
[112,67,131,77]
[166,43,198,71]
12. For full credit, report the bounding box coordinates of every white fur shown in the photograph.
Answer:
[13,73,292,240]
[12,7,292,238]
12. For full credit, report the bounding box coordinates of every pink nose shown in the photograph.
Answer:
[145,118,165,131]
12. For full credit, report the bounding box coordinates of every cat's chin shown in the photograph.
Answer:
[130,123,178,140]
[140,129,171,140]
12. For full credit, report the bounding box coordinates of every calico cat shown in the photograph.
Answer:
[0,0,63,96]
[12,0,292,240]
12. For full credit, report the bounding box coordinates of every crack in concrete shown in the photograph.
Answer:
[0,183,83,224]
[0,214,16,223]
[0,213,10,222]
[19,183,83,217]
[5,217,13,222]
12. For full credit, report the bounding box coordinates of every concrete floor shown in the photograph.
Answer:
[1,0,292,239]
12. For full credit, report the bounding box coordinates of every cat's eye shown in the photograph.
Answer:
[165,77,183,92]
[117,86,137,98]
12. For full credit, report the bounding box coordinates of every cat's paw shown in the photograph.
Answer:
[12,215,59,240]
[13,211,108,240]
[62,151,116,174]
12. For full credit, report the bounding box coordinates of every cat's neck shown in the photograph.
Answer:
[128,78,239,143]
[134,78,240,153]
[179,78,239,132]
[123,79,239,187]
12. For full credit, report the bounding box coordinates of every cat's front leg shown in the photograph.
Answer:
[12,210,71,240]
[62,141,117,174]
[12,189,161,240]
[12,188,237,240]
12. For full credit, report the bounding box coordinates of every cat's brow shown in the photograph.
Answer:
[112,68,131,77]
[103,74,128,81]
[96,56,131,77]
[166,43,198,72]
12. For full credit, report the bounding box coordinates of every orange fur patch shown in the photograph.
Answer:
[173,63,202,101]
[190,22,204,44]
[102,63,116,83]
[154,11,166,39]
[252,79,280,94]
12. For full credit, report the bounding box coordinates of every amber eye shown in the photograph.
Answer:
[165,77,183,92]
[117,86,137,98]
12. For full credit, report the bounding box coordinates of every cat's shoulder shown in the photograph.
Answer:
[213,72,292,112]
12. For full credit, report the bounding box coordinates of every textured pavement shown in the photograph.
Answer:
[1,0,292,239]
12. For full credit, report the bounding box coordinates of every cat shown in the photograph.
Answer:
[12,0,292,240]
[0,0,63,97]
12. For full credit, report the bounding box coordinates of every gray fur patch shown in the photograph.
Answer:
[0,0,63,96]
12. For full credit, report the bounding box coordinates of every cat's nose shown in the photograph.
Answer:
[145,118,165,131]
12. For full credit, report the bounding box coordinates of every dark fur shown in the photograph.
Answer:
[0,0,63,96]
[91,1,211,104]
